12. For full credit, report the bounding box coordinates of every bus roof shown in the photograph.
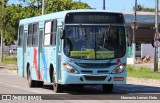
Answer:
[19,9,123,25]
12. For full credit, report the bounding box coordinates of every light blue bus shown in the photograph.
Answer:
[17,10,127,93]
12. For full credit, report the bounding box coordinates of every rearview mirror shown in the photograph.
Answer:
[60,29,65,39]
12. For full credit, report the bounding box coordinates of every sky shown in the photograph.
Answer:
[8,0,156,12]
[74,0,155,11]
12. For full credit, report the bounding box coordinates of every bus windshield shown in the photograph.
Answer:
[63,25,126,60]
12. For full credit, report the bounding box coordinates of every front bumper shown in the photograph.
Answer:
[60,70,126,84]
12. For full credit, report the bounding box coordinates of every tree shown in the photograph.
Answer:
[2,4,23,46]
[20,0,91,14]
[142,8,155,12]
[71,1,90,10]
[0,0,9,45]
[133,4,155,12]
[133,4,144,11]
[0,0,8,29]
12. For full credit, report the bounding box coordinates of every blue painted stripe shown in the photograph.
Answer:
[42,48,47,80]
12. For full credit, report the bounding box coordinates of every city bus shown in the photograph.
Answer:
[17,10,127,93]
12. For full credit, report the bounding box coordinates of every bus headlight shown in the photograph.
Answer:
[112,63,126,74]
[63,63,79,74]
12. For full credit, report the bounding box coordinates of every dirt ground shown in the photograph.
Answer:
[134,56,154,69]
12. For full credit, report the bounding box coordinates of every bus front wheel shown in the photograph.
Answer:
[102,84,113,93]
[52,71,63,93]
[53,83,63,93]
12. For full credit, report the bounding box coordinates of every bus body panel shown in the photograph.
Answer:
[17,47,23,76]
[41,47,55,82]
[26,47,37,80]
[17,24,28,77]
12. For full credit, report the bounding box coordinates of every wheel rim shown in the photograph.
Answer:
[28,72,31,86]
[54,83,57,88]
[53,74,55,83]
[52,71,57,90]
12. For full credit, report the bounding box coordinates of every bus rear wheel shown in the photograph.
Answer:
[36,81,44,87]
[28,69,36,87]
[102,84,113,93]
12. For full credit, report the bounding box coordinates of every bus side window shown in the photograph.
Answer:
[27,24,33,47]
[18,25,24,47]
[32,23,39,47]
[44,21,51,46]
[51,20,57,46]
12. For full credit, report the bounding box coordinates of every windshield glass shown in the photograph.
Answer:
[63,25,126,60]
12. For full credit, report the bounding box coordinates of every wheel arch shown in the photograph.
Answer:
[26,62,30,80]
[49,64,54,83]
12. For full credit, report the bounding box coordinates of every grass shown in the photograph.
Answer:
[0,53,17,71]
[8,68,17,70]
[1,53,17,64]
[127,65,160,79]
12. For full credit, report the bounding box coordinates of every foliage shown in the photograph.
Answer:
[0,0,91,46]
[0,0,8,25]
[133,4,155,12]
[19,0,91,16]
[133,4,144,11]
[142,8,155,12]
[2,4,23,46]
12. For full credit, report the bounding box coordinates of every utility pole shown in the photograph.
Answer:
[42,0,46,15]
[132,0,137,64]
[0,0,4,62]
[103,0,105,10]
[154,0,159,72]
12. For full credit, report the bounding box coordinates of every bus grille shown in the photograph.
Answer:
[76,63,115,68]
[84,76,106,81]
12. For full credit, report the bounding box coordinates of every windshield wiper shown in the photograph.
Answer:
[103,25,112,47]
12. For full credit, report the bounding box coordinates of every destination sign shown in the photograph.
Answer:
[65,12,124,24]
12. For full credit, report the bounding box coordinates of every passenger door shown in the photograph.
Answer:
[38,22,44,80]
[55,27,62,82]
[23,30,27,77]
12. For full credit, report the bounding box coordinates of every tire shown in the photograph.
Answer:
[52,70,63,93]
[27,69,36,88]
[53,83,63,93]
[102,84,113,93]
[70,84,84,88]
[36,81,44,87]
